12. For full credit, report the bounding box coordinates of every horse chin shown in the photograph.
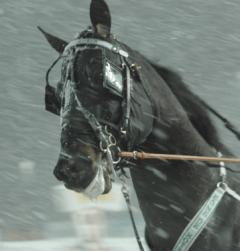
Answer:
[64,182,80,192]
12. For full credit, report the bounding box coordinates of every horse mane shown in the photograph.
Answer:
[149,63,222,150]
[114,42,224,151]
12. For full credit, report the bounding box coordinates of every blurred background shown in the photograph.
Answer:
[1,0,240,250]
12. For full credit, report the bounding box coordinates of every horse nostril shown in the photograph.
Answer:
[53,159,69,181]
[54,164,69,181]
[53,157,79,181]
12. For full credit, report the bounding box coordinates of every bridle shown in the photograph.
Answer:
[56,35,135,175]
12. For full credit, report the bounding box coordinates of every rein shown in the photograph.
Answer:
[119,151,240,164]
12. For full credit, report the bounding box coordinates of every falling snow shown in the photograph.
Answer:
[2,0,240,250]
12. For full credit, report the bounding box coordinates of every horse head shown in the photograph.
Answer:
[39,0,154,198]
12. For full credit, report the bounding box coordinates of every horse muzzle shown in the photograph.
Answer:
[53,154,112,198]
[53,155,96,190]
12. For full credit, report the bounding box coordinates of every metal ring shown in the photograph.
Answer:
[120,127,127,136]
[104,125,110,135]
[133,151,138,160]
[112,147,122,165]
[99,141,108,153]
[217,182,228,191]
[109,134,117,146]
[113,158,121,165]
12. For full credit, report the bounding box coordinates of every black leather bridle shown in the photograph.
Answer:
[45,34,134,173]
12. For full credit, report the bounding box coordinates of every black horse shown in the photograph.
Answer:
[39,0,240,250]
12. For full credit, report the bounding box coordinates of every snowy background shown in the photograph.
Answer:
[1,0,240,250]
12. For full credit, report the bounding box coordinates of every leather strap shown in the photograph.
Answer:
[173,185,226,251]
[64,38,129,58]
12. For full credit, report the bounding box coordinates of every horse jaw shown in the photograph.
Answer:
[37,26,68,54]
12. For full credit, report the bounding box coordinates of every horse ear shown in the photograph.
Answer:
[37,26,68,54]
[90,0,111,38]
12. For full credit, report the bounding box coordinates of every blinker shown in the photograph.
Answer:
[44,55,63,116]
[73,47,124,97]
[45,84,61,116]
[44,35,127,118]
[104,61,123,97]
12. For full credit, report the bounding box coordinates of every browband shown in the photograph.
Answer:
[63,38,129,58]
